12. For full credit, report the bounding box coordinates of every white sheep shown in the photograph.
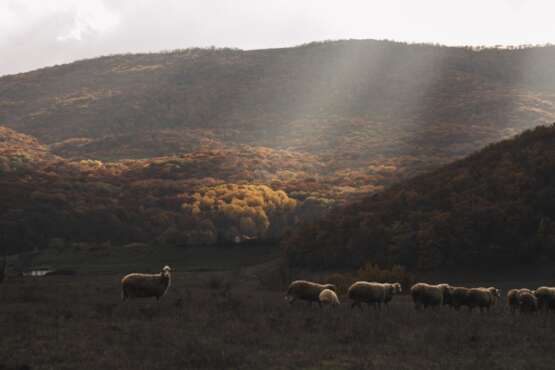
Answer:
[121,265,172,301]
[507,288,533,314]
[319,288,340,306]
[348,281,400,310]
[410,283,451,310]
[285,280,337,307]
[534,286,555,312]
[467,287,500,313]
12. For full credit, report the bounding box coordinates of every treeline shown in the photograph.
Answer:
[283,124,555,271]
[0,128,335,254]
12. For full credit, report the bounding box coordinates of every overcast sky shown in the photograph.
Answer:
[1,0,555,76]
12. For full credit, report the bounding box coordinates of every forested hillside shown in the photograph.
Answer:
[2,40,555,258]
[283,124,555,271]
[2,40,555,199]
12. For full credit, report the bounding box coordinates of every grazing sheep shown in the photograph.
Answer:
[467,287,500,313]
[319,288,340,306]
[348,281,400,310]
[121,265,172,301]
[507,288,533,314]
[410,283,451,310]
[285,280,337,307]
[534,287,555,312]
[447,286,471,310]
[518,290,538,314]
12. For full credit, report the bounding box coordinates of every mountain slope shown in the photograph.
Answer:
[283,124,555,271]
[2,40,555,169]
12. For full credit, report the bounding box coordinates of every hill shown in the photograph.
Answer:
[2,40,555,256]
[283,124,555,271]
[2,40,555,202]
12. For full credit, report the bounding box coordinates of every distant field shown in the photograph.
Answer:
[1,273,555,370]
[15,243,281,274]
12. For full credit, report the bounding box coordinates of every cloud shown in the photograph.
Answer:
[1,0,555,76]
[56,2,120,42]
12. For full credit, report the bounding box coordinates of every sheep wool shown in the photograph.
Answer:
[121,265,172,301]
[348,281,401,310]
[410,283,451,310]
[534,287,555,312]
[518,290,538,314]
[466,287,499,313]
[446,286,471,310]
[319,289,340,306]
[507,288,533,314]
[285,280,337,306]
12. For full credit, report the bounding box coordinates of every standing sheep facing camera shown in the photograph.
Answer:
[319,288,340,306]
[467,287,500,313]
[285,280,337,307]
[410,283,451,310]
[121,265,172,301]
[348,282,401,310]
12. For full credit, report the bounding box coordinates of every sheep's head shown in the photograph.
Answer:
[488,287,500,297]
[162,265,172,278]
[392,282,402,294]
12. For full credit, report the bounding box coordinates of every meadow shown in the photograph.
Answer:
[1,270,555,370]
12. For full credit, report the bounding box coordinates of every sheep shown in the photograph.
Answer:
[507,288,534,314]
[121,265,172,301]
[467,287,500,313]
[319,288,340,306]
[534,286,555,312]
[446,286,471,310]
[410,283,451,310]
[348,281,399,310]
[507,289,520,314]
[285,280,337,307]
[518,290,538,314]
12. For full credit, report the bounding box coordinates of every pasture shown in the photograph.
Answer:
[1,271,555,370]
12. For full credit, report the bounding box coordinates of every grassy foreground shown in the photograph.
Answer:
[1,271,555,370]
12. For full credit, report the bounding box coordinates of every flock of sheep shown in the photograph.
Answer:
[285,280,555,314]
[120,266,555,314]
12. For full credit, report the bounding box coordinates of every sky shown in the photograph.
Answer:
[1,0,555,76]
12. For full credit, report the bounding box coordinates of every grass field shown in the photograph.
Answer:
[13,243,281,274]
[1,270,555,370]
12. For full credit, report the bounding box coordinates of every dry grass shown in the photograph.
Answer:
[1,274,554,370]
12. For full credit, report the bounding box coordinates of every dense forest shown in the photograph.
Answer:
[1,40,555,267]
[0,127,311,252]
[283,124,555,271]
